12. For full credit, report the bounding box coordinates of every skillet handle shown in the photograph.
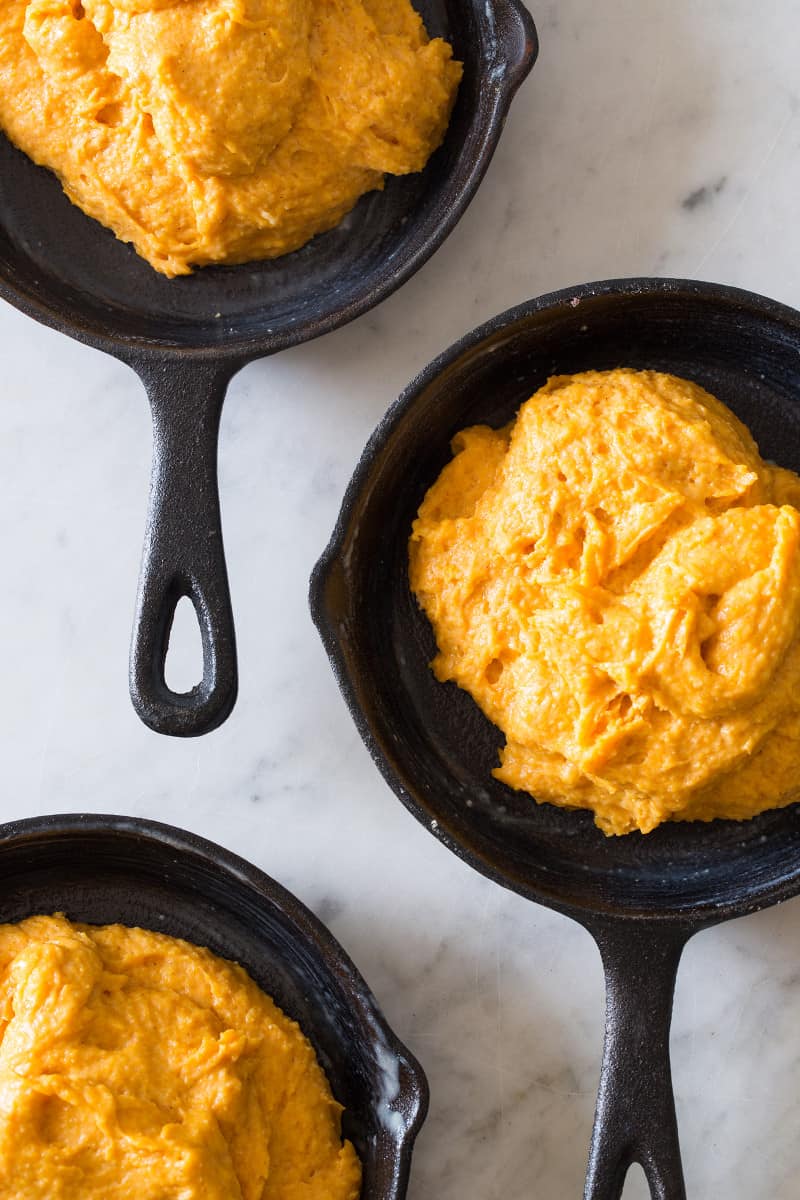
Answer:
[583,920,691,1200]
[129,357,239,737]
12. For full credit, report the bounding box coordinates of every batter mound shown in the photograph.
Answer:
[409,369,800,836]
[0,914,361,1199]
[0,0,461,275]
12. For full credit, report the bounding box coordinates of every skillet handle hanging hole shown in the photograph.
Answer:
[583,920,692,1200]
[490,0,538,98]
[128,357,240,737]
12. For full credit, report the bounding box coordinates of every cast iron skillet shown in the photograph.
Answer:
[0,812,427,1199]
[310,278,800,1200]
[0,0,537,738]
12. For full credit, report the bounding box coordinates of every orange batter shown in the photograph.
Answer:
[0,914,361,1199]
[409,369,800,835]
[0,0,461,275]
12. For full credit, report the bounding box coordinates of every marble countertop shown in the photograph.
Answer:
[2,2,800,1196]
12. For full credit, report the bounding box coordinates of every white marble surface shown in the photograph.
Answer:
[2,2,800,1197]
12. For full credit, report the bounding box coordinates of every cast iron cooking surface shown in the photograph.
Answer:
[312,279,800,924]
[0,814,427,1200]
[0,0,536,354]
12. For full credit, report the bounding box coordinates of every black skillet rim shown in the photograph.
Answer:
[310,275,800,927]
[0,0,538,361]
[0,811,429,1179]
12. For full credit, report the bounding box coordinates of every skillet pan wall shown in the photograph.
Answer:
[310,279,800,1198]
[0,0,537,735]
[0,814,428,1200]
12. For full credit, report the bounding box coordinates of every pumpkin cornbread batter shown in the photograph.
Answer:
[0,0,461,275]
[0,914,361,1199]
[409,369,800,836]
